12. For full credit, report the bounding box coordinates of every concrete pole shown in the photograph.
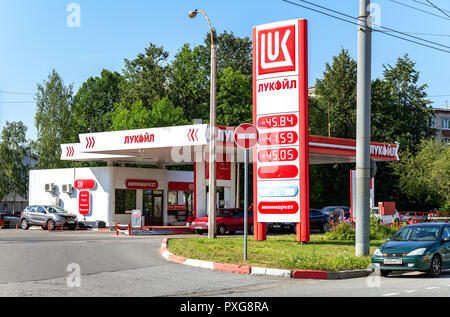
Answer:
[208,44,217,239]
[355,0,372,256]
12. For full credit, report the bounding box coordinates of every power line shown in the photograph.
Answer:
[390,32,450,37]
[389,0,450,21]
[425,0,450,19]
[0,101,36,104]
[281,0,450,54]
[410,0,450,14]
[0,90,35,96]
[298,0,450,50]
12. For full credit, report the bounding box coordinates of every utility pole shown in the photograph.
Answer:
[188,9,217,238]
[208,43,217,238]
[355,0,372,256]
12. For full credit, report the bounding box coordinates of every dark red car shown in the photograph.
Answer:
[190,208,254,235]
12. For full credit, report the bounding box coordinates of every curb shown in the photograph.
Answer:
[160,238,373,280]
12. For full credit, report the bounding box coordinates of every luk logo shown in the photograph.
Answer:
[258,25,296,75]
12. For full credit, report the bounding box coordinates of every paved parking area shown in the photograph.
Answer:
[0,229,448,297]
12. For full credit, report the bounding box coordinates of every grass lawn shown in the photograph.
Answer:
[168,234,385,272]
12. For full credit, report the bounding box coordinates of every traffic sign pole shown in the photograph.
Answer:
[244,148,249,261]
[234,123,259,261]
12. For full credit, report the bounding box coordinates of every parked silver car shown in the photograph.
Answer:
[20,205,78,230]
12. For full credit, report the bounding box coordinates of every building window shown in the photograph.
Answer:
[115,189,136,214]
[443,119,450,130]
[429,117,436,128]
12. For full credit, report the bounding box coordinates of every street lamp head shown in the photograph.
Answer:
[188,10,198,18]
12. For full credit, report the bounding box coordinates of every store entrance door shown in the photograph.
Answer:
[143,190,164,226]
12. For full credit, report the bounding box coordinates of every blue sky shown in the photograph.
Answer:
[1,0,449,141]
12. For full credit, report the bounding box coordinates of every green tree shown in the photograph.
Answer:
[216,67,252,126]
[214,31,252,77]
[72,69,123,136]
[110,98,187,131]
[381,54,433,151]
[314,48,357,139]
[34,70,73,169]
[0,122,30,211]
[167,31,253,124]
[120,43,169,108]
[391,139,449,211]
[371,55,433,208]
[167,43,210,121]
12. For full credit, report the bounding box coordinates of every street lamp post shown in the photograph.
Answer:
[188,9,217,238]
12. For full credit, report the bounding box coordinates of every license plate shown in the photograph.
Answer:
[67,221,75,224]
[195,226,204,229]
[383,259,402,265]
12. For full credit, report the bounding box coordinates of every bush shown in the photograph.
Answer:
[324,217,355,240]
[369,217,399,240]
[323,217,399,241]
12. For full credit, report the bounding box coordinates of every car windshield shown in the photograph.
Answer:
[321,207,335,214]
[392,226,441,241]
[45,206,68,214]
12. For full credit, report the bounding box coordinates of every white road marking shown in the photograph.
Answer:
[404,290,416,293]
[425,287,440,290]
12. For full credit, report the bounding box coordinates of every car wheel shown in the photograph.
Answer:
[249,225,254,235]
[195,230,204,235]
[47,220,56,231]
[218,225,227,235]
[427,255,442,278]
[321,222,329,233]
[380,269,391,277]
[21,219,29,230]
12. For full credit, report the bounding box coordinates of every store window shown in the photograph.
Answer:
[168,191,178,205]
[442,118,449,130]
[115,189,136,214]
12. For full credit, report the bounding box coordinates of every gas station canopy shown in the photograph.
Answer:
[61,124,399,165]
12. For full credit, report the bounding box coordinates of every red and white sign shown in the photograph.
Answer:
[258,148,299,162]
[258,201,299,214]
[257,114,298,129]
[253,19,309,237]
[257,24,296,75]
[168,182,194,192]
[205,162,232,181]
[125,179,159,190]
[168,205,187,211]
[74,179,96,190]
[258,165,299,180]
[258,131,299,146]
[234,123,259,149]
[79,191,91,215]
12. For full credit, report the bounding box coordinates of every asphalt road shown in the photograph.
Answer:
[0,229,448,297]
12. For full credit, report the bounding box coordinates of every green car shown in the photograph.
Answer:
[372,223,450,278]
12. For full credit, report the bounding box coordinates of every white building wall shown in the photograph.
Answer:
[29,167,194,226]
